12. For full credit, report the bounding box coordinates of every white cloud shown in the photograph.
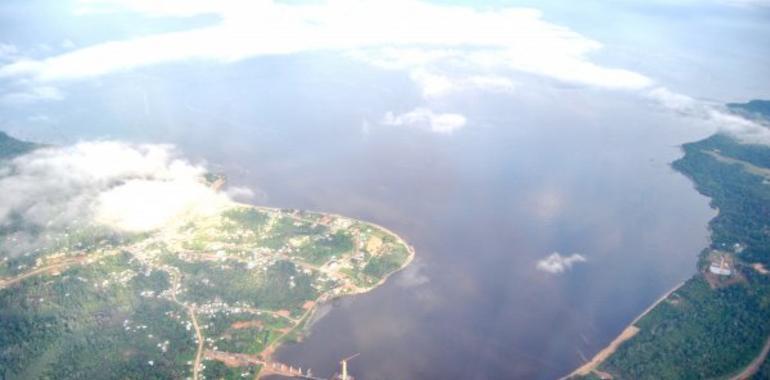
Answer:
[61,39,76,49]
[646,86,770,143]
[225,186,255,201]
[0,141,232,237]
[75,0,225,17]
[0,0,651,94]
[647,87,699,112]
[95,178,227,232]
[706,107,770,143]
[408,69,517,98]
[26,114,57,124]
[0,43,17,60]
[0,86,64,105]
[347,47,458,71]
[410,70,456,98]
[536,252,587,274]
[717,0,770,8]
[382,107,467,134]
[466,75,518,93]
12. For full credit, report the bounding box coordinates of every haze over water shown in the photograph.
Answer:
[0,45,729,380]
[59,57,715,378]
[9,56,718,378]
[2,1,769,379]
[216,72,718,379]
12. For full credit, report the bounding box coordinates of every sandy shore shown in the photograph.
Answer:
[562,280,686,379]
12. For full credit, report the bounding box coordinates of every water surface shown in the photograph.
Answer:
[11,57,716,379]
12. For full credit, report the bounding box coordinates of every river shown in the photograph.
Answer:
[16,56,717,379]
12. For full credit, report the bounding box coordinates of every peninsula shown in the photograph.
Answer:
[0,133,414,380]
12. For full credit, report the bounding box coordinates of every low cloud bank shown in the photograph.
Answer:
[0,141,233,256]
[1,1,650,92]
[647,87,770,144]
[0,1,652,107]
[536,252,587,274]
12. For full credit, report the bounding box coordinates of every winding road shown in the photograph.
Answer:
[730,335,770,380]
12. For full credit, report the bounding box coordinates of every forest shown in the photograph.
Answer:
[580,102,770,379]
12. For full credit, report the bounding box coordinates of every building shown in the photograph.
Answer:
[709,255,732,276]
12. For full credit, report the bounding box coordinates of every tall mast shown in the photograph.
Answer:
[339,353,359,380]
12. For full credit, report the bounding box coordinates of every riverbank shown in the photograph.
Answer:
[250,204,416,295]
[563,281,686,379]
[564,121,770,378]
[244,203,416,368]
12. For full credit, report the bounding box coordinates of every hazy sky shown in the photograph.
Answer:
[0,0,768,143]
[1,3,767,377]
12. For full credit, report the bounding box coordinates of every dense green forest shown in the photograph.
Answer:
[752,355,770,380]
[728,100,770,121]
[673,135,770,266]
[0,253,196,380]
[603,275,770,379]
[0,131,37,159]
[574,101,770,379]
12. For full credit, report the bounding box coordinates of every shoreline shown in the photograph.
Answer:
[248,203,417,297]
[242,203,416,365]
[562,142,719,379]
[562,280,686,379]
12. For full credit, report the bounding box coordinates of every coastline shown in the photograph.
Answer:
[243,203,417,363]
[561,136,721,379]
[563,280,686,379]
[249,203,417,296]
[562,130,767,379]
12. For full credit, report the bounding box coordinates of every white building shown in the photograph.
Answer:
[709,256,732,276]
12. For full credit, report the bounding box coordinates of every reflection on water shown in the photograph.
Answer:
[23,59,717,379]
[217,89,714,379]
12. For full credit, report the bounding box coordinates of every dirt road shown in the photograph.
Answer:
[730,335,770,380]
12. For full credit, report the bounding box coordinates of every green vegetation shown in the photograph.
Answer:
[201,361,258,380]
[364,244,411,278]
[0,152,413,380]
[728,100,770,121]
[200,311,292,355]
[603,275,770,379]
[752,356,770,380]
[0,254,195,380]
[261,216,326,250]
[576,101,770,379]
[299,231,354,265]
[222,208,268,231]
[674,135,770,266]
[0,131,38,160]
